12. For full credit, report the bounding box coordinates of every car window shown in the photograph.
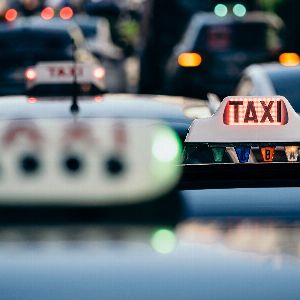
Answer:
[196,22,277,51]
[268,69,300,112]
[0,30,72,50]
[0,31,73,69]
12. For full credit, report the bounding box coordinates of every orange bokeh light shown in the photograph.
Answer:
[178,53,202,67]
[279,53,300,67]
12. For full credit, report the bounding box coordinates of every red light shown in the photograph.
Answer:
[27,97,38,104]
[60,7,73,20]
[25,68,37,81]
[223,97,288,126]
[93,67,105,79]
[94,96,103,102]
[5,9,18,22]
[41,7,55,20]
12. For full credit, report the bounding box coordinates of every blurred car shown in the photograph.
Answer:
[73,15,128,92]
[1,95,300,299]
[73,15,123,60]
[235,61,300,112]
[21,15,127,93]
[0,17,101,95]
[164,12,285,98]
[181,95,300,217]
[10,94,212,144]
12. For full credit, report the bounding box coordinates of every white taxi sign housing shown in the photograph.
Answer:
[26,61,106,91]
[186,96,300,144]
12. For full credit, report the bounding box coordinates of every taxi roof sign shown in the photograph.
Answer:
[185,96,300,144]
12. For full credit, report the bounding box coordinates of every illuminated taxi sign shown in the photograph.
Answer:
[185,96,300,144]
[223,97,288,125]
[25,61,106,93]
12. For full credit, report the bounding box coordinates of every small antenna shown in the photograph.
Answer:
[70,37,79,115]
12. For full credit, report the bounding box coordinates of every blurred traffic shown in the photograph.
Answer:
[1,0,300,299]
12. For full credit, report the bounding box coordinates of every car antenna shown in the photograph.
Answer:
[70,37,79,115]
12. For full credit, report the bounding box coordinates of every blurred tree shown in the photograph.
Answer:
[139,0,190,94]
[275,0,300,51]
[259,0,283,11]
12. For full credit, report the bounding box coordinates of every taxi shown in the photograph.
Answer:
[25,61,106,96]
[0,96,300,299]
[181,95,300,217]
[164,12,284,98]
[235,61,300,112]
[184,95,298,164]
[0,16,103,96]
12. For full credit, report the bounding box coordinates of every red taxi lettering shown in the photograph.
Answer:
[244,101,258,123]
[47,66,83,77]
[223,98,288,125]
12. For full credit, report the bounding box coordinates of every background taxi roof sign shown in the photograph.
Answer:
[185,96,300,144]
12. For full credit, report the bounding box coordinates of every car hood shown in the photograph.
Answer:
[0,223,299,300]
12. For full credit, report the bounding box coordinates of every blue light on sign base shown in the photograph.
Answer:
[235,146,250,163]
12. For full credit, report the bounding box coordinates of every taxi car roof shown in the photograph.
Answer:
[246,62,300,76]
[1,230,300,300]
[12,16,81,30]
[0,94,208,123]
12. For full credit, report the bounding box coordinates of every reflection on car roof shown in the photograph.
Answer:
[0,94,209,122]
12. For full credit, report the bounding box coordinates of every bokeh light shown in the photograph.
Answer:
[279,53,300,67]
[41,7,55,20]
[151,229,177,254]
[152,126,181,163]
[178,53,202,67]
[233,4,247,17]
[60,7,73,20]
[214,4,228,17]
[5,9,18,22]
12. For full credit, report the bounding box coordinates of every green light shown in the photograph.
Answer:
[214,4,228,17]
[152,126,181,163]
[151,229,177,254]
[233,4,247,17]
[212,147,225,163]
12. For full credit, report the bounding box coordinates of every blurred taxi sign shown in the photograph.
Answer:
[185,96,300,144]
[0,119,181,205]
[25,61,106,96]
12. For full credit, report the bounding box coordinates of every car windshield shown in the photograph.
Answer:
[198,22,272,51]
[0,30,72,65]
